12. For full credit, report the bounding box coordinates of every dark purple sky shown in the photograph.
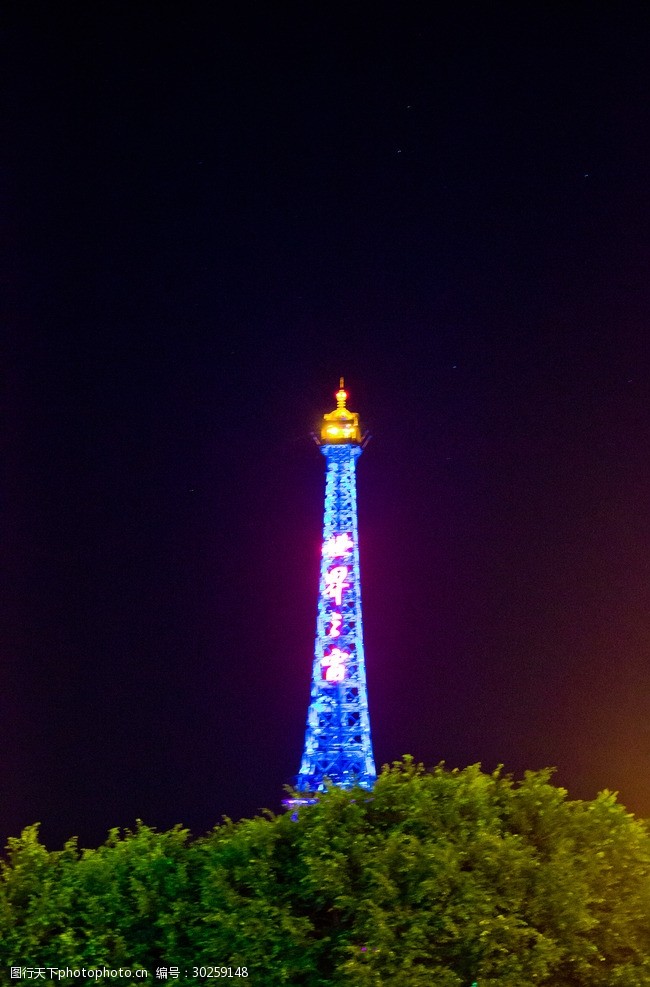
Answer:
[3,4,650,848]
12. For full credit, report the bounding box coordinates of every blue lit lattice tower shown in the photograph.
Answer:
[295,380,376,793]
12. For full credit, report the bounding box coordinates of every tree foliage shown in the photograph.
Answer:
[1,759,650,985]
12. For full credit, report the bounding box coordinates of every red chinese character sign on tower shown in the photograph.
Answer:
[293,380,376,793]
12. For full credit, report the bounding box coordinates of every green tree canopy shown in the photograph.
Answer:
[1,759,649,986]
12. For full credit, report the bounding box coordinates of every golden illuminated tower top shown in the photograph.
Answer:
[320,377,362,444]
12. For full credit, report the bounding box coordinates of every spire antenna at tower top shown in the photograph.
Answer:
[321,379,362,443]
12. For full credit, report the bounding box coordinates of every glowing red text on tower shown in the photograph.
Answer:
[321,648,349,682]
[324,565,349,606]
[327,612,342,637]
[323,533,354,558]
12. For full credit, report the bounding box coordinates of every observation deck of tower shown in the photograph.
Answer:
[293,380,376,794]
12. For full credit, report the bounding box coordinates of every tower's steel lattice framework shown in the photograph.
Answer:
[295,381,376,792]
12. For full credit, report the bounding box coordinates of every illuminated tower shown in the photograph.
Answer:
[295,380,376,793]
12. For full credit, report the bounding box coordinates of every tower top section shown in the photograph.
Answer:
[320,377,362,444]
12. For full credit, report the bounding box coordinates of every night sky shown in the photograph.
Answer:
[4,4,650,849]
